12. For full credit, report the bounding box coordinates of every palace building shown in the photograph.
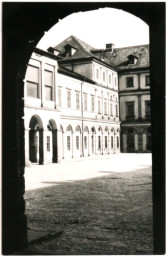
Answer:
[24,35,150,165]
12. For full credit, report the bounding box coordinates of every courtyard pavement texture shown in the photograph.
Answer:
[22,153,153,255]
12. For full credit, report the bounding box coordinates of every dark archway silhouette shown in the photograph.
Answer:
[2,3,165,254]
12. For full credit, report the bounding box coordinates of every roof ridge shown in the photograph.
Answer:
[114,44,149,50]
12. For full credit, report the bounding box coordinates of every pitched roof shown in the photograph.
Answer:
[105,44,149,70]
[54,35,115,67]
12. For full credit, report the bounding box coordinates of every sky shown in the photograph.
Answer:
[37,7,149,51]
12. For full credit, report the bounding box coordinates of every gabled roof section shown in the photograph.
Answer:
[53,35,116,68]
[105,44,150,70]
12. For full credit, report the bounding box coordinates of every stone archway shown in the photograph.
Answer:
[29,115,44,164]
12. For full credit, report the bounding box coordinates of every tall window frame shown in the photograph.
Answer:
[67,89,71,108]
[26,65,40,98]
[126,76,134,88]
[44,69,53,101]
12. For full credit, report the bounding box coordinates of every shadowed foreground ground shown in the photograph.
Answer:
[24,154,153,254]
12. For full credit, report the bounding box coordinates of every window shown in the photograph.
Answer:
[109,75,111,84]
[98,136,101,149]
[47,136,50,152]
[26,65,39,98]
[115,77,117,86]
[117,136,119,148]
[98,99,101,114]
[116,104,119,117]
[45,70,53,101]
[58,87,62,106]
[103,72,106,82]
[145,75,150,86]
[110,103,113,116]
[84,136,87,149]
[96,69,99,79]
[111,136,113,148]
[126,101,135,118]
[126,77,134,88]
[67,90,71,108]
[76,92,80,109]
[84,94,87,111]
[91,96,95,112]
[105,136,108,149]
[67,136,71,150]
[76,136,79,150]
[145,100,151,117]
[104,101,107,115]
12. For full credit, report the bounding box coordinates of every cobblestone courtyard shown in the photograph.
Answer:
[24,154,153,254]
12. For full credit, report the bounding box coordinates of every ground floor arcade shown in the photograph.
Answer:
[121,124,151,153]
[24,108,120,166]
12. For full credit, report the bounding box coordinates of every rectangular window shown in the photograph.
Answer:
[115,77,117,86]
[58,87,62,106]
[98,99,101,114]
[84,136,87,149]
[105,136,107,149]
[117,136,119,148]
[27,82,38,98]
[84,94,87,111]
[26,65,39,98]
[67,90,71,108]
[126,77,134,88]
[145,75,150,86]
[145,100,151,117]
[45,70,53,101]
[103,72,106,82]
[76,92,80,109]
[96,69,99,79]
[104,101,107,115]
[109,75,111,84]
[91,96,95,112]
[47,136,50,152]
[110,103,113,116]
[116,104,119,117]
[98,136,101,149]
[76,136,79,150]
[111,136,113,148]
[126,101,135,119]
[67,136,71,150]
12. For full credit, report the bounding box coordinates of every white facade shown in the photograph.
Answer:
[24,50,120,165]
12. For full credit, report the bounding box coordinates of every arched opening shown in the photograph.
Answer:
[66,125,73,158]
[91,127,96,155]
[97,126,103,154]
[60,125,64,159]
[127,128,135,152]
[104,127,109,154]
[46,119,57,163]
[29,115,44,164]
[75,125,81,157]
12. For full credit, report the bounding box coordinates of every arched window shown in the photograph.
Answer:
[66,125,72,132]
[75,126,81,132]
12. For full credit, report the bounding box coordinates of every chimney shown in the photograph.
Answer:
[105,43,114,53]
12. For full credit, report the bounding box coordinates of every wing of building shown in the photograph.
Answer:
[24,35,150,165]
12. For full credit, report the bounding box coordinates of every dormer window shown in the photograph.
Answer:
[47,47,60,56]
[127,54,138,65]
[64,44,77,57]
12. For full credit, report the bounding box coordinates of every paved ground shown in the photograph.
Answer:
[24,153,153,255]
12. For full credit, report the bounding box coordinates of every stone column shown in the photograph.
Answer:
[39,129,44,164]
[101,132,104,155]
[25,128,31,166]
